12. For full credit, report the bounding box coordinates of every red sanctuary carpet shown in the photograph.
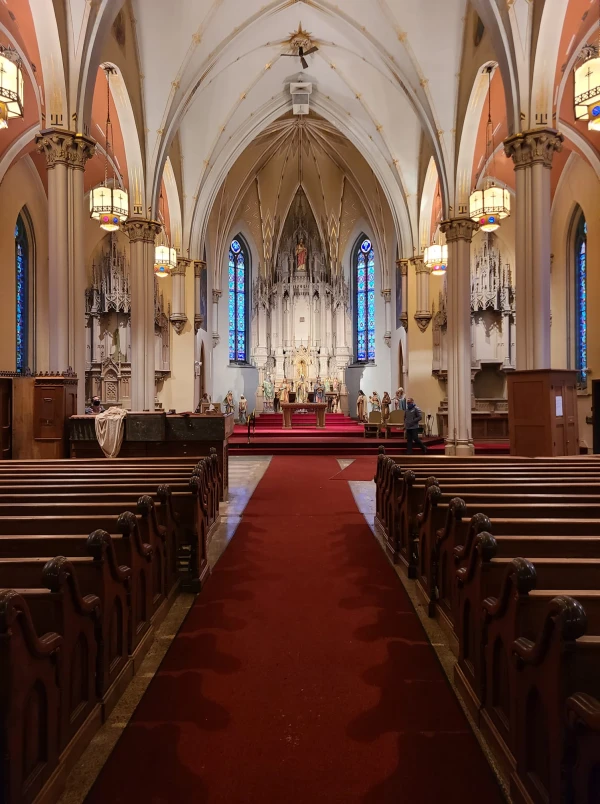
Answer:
[229,413,509,455]
[85,456,503,804]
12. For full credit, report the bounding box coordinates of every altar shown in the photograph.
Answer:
[281,402,327,429]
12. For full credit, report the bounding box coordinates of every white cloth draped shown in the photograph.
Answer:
[94,407,127,458]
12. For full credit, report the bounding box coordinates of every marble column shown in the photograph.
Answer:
[504,128,563,369]
[170,258,189,335]
[36,129,95,411]
[398,259,409,329]
[123,218,162,411]
[382,288,392,346]
[212,289,221,348]
[194,260,205,333]
[440,217,479,455]
[412,256,432,333]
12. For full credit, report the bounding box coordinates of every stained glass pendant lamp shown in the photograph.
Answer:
[154,190,175,279]
[424,243,448,276]
[0,47,24,129]
[469,65,510,233]
[90,66,129,231]
[574,0,600,131]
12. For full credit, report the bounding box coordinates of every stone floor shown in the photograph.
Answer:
[58,455,510,804]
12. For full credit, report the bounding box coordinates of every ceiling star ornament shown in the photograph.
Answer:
[282,24,319,69]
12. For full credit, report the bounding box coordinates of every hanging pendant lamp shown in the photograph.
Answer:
[154,189,175,279]
[90,66,129,231]
[0,47,24,129]
[574,0,600,130]
[469,65,510,233]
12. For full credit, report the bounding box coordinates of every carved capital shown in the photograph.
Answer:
[400,312,408,329]
[440,217,479,243]
[212,289,222,304]
[411,256,429,274]
[194,259,206,277]
[212,332,220,348]
[414,312,432,332]
[504,127,564,170]
[382,288,391,302]
[384,331,391,346]
[194,313,204,332]
[122,218,162,244]
[172,258,191,277]
[170,314,188,334]
[398,258,409,277]
[35,128,96,170]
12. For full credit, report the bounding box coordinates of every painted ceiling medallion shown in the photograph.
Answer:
[286,24,314,52]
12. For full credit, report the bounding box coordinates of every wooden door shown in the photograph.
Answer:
[0,379,12,460]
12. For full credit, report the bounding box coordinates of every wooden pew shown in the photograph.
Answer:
[565,692,600,804]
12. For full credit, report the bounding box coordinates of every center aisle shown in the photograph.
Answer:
[86,456,504,804]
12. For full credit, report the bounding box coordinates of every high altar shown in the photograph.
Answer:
[253,192,352,413]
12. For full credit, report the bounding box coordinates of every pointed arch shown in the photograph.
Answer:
[353,233,376,363]
[228,234,251,363]
[15,206,35,373]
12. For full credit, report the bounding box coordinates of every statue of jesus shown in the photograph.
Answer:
[295,240,307,271]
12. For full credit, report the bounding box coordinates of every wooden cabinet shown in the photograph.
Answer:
[12,375,77,459]
[507,369,579,456]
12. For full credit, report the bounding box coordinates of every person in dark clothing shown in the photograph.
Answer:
[404,397,427,454]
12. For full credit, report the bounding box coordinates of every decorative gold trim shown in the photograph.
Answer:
[35,129,96,170]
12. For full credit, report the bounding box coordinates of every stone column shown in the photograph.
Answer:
[194,260,205,333]
[504,128,563,369]
[170,258,189,335]
[440,217,479,455]
[412,256,432,333]
[123,218,162,411]
[36,129,95,411]
[382,288,392,346]
[398,259,409,329]
[212,289,221,348]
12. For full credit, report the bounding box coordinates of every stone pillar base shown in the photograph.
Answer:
[445,439,474,456]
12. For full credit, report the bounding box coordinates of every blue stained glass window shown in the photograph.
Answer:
[15,215,29,373]
[228,236,247,362]
[575,215,587,389]
[355,236,375,362]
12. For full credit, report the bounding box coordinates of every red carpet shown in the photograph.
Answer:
[85,456,503,804]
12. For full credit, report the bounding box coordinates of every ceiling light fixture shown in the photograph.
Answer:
[469,65,510,233]
[0,46,24,129]
[90,66,129,232]
[154,188,175,279]
[574,0,600,131]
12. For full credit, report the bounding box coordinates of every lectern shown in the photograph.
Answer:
[507,369,579,456]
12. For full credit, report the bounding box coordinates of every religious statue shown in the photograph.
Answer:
[279,380,289,404]
[238,395,248,424]
[369,391,381,412]
[263,374,274,412]
[332,377,340,393]
[224,390,235,415]
[297,374,307,404]
[324,377,331,393]
[295,240,307,271]
[394,387,407,411]
[381,392,391,421]
[356,390,366,422]
[314,377,325,403]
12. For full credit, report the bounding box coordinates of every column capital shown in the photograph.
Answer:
[35,128,96,170]
[382,288,391,301]
[170,314,188,334]
[123,218,162,244]
[172,257,191,277]
[212,289,222,303]
[194,259,206,277]
[503,127,564,170]
[440,217,479,243]
[397,258,409,276]
[410,256,429,274]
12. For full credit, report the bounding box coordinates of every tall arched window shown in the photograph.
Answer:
[575,213,587,389]
[15,214,29,373]
[355,235,375,362]
[228,236,248,362]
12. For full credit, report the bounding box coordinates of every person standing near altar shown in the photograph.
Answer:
[238,395,248,424]
[357,390,367,422]
[394,387,407,411]
[381,392,391,421]
[273,387,280,413]
[369,391,381,412]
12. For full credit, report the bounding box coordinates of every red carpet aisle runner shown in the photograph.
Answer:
[86,456,504,804]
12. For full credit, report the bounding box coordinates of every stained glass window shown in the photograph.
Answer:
[15,214,29,373]
[575,215,587,390]
[228,237,247,362]
[356,236,375,362]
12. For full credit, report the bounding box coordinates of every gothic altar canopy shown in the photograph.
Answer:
[253,189,351,411]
